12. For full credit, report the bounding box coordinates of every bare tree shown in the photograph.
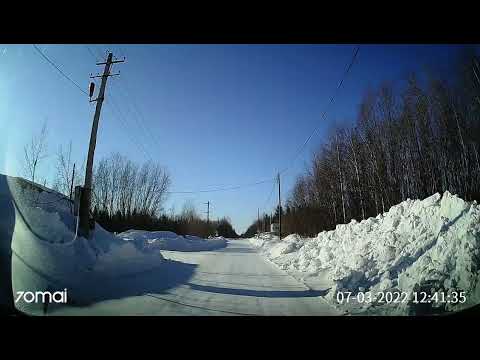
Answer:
[180,200,198,223]
[92,158,111,213]
[23,122,48,183]
[346,128,365,220]
[53,141,83,196]
[333,131,347,223]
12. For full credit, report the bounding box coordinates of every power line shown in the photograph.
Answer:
[32,44,88,96]
[167,178,275,194]
[261,181,277,213]
[109,46,167,158]
[112,77,162,155]
[108,93,152,158]
[103,97,155,164]
[279,46,360,175]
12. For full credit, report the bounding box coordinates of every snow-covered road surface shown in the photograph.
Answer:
[49,239,341,316]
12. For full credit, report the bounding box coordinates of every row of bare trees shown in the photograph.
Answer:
[91,153,170,219]
[248,49,480,237]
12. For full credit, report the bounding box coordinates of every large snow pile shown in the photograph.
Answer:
[0,175,165,315]
[250,192,480,315]
[118,229,227,252]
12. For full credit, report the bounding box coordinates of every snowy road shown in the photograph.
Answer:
[49,239,340,316]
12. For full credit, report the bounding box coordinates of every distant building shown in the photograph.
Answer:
[270,223,279,233]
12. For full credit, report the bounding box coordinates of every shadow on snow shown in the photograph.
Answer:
[185,283,329,298]
[69,260,198,306]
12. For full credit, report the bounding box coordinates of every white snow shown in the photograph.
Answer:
[117,229,227,252]
[0,175,165,315]
[249,192,480,315]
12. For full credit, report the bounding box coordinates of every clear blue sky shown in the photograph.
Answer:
[0,44,471,233]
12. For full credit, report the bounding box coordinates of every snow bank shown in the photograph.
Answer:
[118,229,227,252]
[0,175,165,315]
[250,192,480,315]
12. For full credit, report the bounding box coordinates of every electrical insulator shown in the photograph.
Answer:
[89,82,95,99]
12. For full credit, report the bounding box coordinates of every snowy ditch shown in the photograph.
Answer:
[0,176,167,314]
[249,192,480,315]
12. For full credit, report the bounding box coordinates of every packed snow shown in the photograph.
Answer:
[249,192,480,315]
[118,230,227,252]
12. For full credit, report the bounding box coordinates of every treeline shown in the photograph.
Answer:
[94,200,238,238]
[247,49,480,237]
[90,153,238,238]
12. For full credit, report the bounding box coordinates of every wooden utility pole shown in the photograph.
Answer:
[79,52,124,238]
[278,172,282,240]
[69,163,75,214]
[69,163,76,201]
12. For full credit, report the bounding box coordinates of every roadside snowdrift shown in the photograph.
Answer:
[250,192,480,315]
[118,230,227,252]
[0,175,165,315]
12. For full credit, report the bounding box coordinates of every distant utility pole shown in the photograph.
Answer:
[205,201,210,225]
[79,52,124,238]
[278,172,282,240]
[257,208,260,235]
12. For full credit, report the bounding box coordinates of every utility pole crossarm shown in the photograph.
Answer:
[90,72,121,79]
[96,57,125,65]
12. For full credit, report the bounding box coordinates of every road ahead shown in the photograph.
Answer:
[50,239,340,316]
